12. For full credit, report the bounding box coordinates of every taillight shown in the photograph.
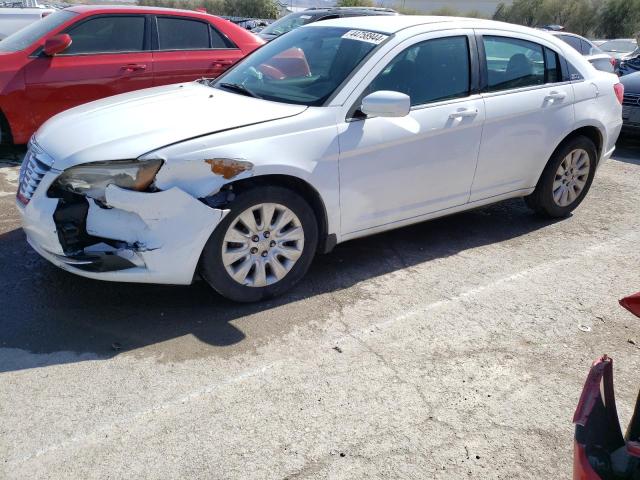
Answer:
[610,57,616,67]
[614,83,624,104]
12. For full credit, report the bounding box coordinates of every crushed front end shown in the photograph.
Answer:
[15,139,229,285]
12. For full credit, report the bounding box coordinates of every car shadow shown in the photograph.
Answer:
[0,197,564,373]
[614,133,640,165]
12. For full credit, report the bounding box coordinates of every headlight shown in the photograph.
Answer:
[51,159,163,201]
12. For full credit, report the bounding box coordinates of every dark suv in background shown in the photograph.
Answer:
[257,6,399,42]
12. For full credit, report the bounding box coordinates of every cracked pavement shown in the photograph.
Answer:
[1,138,639,479]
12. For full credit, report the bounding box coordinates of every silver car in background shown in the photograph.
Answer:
[549,31,616,73]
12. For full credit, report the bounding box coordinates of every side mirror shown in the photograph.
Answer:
[360,91,410,118]
[43,34,71,56]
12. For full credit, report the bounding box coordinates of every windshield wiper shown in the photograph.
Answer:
[218,82,261,99]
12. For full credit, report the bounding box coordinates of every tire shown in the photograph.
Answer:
[524,135,597,218]
[199,185,318,302]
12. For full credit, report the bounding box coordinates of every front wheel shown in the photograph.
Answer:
[525,136,597,218]
[199,186,318,302]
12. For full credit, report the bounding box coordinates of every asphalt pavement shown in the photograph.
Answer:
[1,138,639,479]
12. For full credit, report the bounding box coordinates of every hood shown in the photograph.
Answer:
[621,71,640,93]
[35,82,307,170]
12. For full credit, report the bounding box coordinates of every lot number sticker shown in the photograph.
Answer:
[342,30,388,44]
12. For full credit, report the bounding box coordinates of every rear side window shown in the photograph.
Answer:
[590,57,615,73]
[65,16,145,54]
[367,36,470,106]
[483,36,545,92]
[557,34,582,53]
[157,17,209,50]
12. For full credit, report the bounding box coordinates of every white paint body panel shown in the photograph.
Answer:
[17,16,623,285]
[0,7,54,40]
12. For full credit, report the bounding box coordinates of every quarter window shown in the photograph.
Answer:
[483,36,544,92]
[210,25,236,49]
[65,16,145,54]
[157,17,209,50]
[544,47,561,83]
[367,36,471,106]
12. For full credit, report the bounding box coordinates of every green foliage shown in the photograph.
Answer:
[137,0,277,18]
[491,0,640,38]
[336,0,374,6]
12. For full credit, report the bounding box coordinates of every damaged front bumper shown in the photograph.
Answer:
[17,172,229,285]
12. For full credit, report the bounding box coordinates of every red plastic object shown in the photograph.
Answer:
[620,292,640,318]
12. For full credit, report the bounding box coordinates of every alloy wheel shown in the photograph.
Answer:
[221,203,304,287]
[553,148,591,207]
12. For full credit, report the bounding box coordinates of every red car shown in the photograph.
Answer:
[0,5,264,144]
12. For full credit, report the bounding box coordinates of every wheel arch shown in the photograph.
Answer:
[224,174,334,254]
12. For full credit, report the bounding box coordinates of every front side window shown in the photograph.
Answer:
[157,17,209,50]
[483,36,544,92]
[366,36,470,106]
[0,10,76,53]
[213,26,386,106]
[65,16,145,54]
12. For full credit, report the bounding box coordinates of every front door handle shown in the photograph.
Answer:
[545,91,567,101]
[449,107,478,119]
[121,64,147,72]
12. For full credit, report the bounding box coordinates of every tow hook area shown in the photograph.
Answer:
[49,185,229,282]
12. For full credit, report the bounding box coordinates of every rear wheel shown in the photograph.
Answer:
[525,136,597,217]
[199,186,318,302]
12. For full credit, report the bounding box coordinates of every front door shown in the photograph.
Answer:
[24,14,153,133]
[337,31,485,235]
[152,15,243,86]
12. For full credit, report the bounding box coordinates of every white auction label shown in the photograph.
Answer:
[341,30,388,44]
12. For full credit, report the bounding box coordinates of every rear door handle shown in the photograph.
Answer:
[545,91,567,101]
[449,108,478,119]
[212,59,235,66]
[121,64,147,72]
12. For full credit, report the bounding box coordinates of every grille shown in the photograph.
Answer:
[622,93,640,107]
[17,140,54,206]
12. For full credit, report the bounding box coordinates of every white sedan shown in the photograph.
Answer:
[17,16,623,302]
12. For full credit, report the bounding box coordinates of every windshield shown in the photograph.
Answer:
[0,10,76,53]
[600,40,636,53]
[213,26,388,106]
[260,12,317,36]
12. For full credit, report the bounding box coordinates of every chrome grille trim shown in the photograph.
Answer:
[17,139,54,205]
[622,93,640,107]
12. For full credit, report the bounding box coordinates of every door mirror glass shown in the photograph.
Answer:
[360,91,410,118]
[43,33,71,56]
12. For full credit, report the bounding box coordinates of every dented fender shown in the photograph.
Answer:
[83,185,229,284]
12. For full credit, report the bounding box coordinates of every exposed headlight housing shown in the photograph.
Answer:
[50,159,163,201]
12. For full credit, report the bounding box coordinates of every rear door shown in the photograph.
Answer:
[24,14,153,132]
[152,15,243,86]
[470,31,575,201]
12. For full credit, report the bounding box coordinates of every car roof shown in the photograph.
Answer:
[312,15,541,35]
[65,4,213,17]
[303,6,398,16]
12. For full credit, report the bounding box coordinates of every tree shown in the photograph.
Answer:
[336,0,374,6]
[597,0,640,38]
[222,0,278,18]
